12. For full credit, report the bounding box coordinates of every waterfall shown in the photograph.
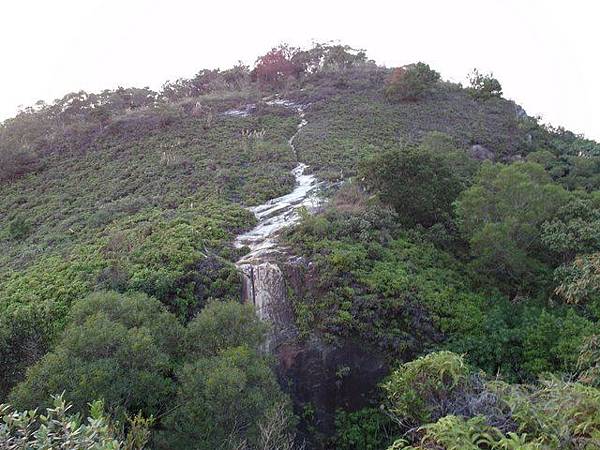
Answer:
[233,99,321,346]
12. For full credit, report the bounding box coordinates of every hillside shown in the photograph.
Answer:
[1,43,600,449]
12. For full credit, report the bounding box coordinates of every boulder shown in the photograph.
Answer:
[469,144,495,161]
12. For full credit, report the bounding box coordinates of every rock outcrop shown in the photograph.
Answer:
[238,262,296,347]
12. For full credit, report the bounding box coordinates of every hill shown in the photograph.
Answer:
[1,43,600,449]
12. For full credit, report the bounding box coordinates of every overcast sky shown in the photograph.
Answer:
[1,0,598,139]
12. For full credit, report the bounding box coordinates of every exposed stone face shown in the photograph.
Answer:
[239,262,295,342]
[469,144,495,161]
[276,339,388,440]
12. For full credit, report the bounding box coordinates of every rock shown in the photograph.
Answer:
[505,154,524,163]
[469,144,495,161]
[222,103,257,117]
[514,104,528,119]
[239,262,297,349]
[276,338,388,440]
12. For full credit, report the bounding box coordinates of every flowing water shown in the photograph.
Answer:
[234,100,322,264]
[230,100,321,332]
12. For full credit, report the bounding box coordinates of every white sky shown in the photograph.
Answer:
[1,0,598,140]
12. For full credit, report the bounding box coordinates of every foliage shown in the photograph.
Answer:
[184,300,269,359]
[497,377,600,448]
[450,302,596,381]
[541,198,600,264]
[251,44,303,87]
[0,393,152,449]
[455,161,570,292]
[383,352,600,449]
[6,216,31,240]
[467,69,503,100]
[388,415,541,450]
[385,63,441,102]
[294,81,530,181]
[9,291,182,419]
[359,146,468,227]
[1,41,600,449]
[333,407,396,450]
[161,346,292,450]
[578,335,600,387]
[554,252,600,306]
[382,352,470,425]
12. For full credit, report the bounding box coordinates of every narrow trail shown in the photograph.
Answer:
[234,100,321,265]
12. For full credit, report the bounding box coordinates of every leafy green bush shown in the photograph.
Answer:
[359,146,466,227]
[334,407,396,450]
[9,291,182,419]
[7,216,31,240]
[467,69,503,100]
[385,63,440,102]
[384,352,600,449]
[497,377,600,448]
[0,394,153,449]
[161,346,292,450]
[456,161,570,292]
[383,352,470,425]
[388,415,541,450]
[184,300,269,358]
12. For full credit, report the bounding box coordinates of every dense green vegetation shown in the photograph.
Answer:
[382,351,600,449]
[0,394,153,449]
[2,42,600,449]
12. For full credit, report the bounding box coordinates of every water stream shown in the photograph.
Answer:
[234,100,321,264]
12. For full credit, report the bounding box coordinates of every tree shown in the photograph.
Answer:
[467,69,503,100]
[184,300,268,359]
[0,147,39,183]
[455,162,570,290]
[541,198,600,264]
[385,63,440,102]
[359,146,464,227]
[9,291,183,419]
[251,45,303,87]
[291,42,367,74]
[160,346,293,450]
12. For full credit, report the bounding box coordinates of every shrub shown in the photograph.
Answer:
[455,161,570,292]
[161,346,292,450]
[498,377,600,447]
[359,146,464,227]
[9,291,182,419]
[554,252,600,305]
[0,394,153,449]
[7,216,31,240]
[382,351,470,425]
[385,63,440,102]
[467,69,503,100]
[334,407,396,450]
[384,353,600,449]
[184,300,268,359]
[0,147,39,183]
[251,44,303,87]
[578,335,600,387]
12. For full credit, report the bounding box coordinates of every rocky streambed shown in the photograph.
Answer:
[233,100,321,329]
